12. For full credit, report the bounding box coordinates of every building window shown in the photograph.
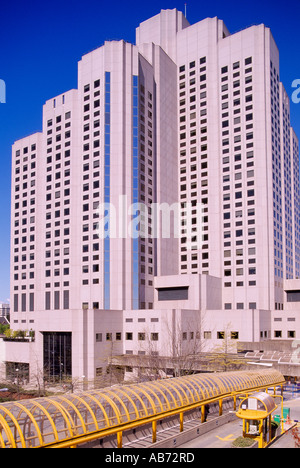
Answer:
[14,294,18,312]
[54,291,60,310]
[204,331,212,339]
[45,292,50,310]
[43,332,72,380]
[157,287,188,301]
[21,294,26,312]
[29,293,34,312]
[287,291,300,302]
[63,291,69,309]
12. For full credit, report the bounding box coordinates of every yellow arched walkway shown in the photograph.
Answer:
[0,369,285,448]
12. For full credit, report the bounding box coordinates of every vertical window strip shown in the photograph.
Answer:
[132,75,139,309]
[104,72,111,309]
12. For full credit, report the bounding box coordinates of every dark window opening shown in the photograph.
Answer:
[157,286,189,301]
[43,332,72,381]
[286,290,300,302]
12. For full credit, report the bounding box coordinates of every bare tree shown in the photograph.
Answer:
[208,322,245,372]
[164,310,206,376]
[130,310,207,381]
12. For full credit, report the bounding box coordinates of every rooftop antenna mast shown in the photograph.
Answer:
[184,2,187,18]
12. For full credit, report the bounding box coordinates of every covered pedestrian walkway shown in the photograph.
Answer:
[0,369,285,448]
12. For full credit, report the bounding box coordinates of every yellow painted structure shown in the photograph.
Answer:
[236,392,283,448]
[0,369,285,448]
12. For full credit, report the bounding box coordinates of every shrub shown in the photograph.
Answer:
[232,436,255,448]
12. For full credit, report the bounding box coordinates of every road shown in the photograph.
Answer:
[178,396,300,449]
[178,418,242,448]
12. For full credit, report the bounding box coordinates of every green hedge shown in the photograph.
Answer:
[232,437,256,448]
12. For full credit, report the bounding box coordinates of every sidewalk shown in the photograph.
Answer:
[270,397,300,448]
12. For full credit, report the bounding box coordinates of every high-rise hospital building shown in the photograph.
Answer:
[4,9,300,382]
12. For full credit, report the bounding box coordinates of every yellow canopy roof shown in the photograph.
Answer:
[0,369,285,448]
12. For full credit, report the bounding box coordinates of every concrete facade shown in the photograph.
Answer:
[6,9,300,382]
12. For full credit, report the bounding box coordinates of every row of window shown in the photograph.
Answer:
[81,79,105,293]
[138,79,154,290]
[224,302,257,310]
[220,58,256,284]
[13,293,34,313]
[45,290,69,310]
[13,143,38,286]
[270,61,284,281]
[45,111,73,285]
[178,56,209,274]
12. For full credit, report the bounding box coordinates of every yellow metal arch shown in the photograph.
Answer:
[79,392,110,428]
[183,375,207,401]
[0,428,6,448]
[0,412,17,448]
[137,384,165,413]
[147,380,178,408]
[199,373,218,397]
[124,385,157,417]
[42,397,75,439]
[139,381,171,412]
[196,373,219,398]
[61,394,99,432]
[223,373,243,392]
[175,377,197,403]
[209,375,228,395]
[248,372,264,389]
[0,406,26,448]
[30,399,60,444]
[89,392,122,425]
[156,379,184,406]
[161,379,187,405]
[54,396,87,435]
[103,388,133,422]
[172,377,197,404]
[13,402,44,447]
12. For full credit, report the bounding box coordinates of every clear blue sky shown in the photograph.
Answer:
[0,0,300,302]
